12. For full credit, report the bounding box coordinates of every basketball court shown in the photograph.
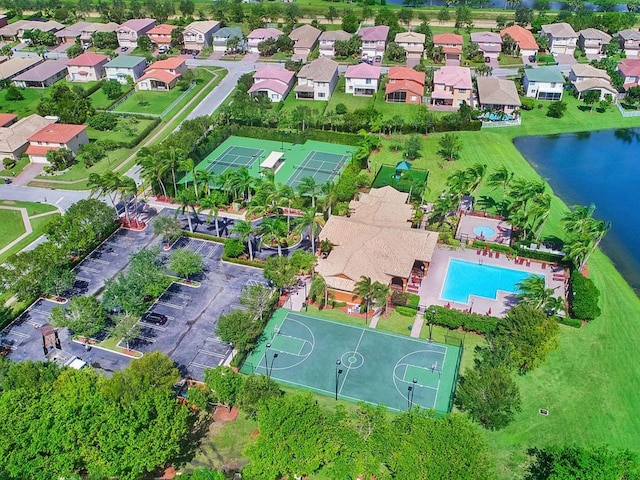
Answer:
[241,309,462,413]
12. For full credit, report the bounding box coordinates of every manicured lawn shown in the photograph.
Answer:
[90,86,132,110]
[326,76,374,113]
[373,82,422,122]
[498,54,524,67]
[0,200,57,216]
[279,92,328,117]
[114,87,185,115]
[0,201,59,262]
[0,87,49,118]
[0,210,25,250]
[87,116,156,143]
[0,157,30,178]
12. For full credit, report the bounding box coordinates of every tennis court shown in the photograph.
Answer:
[241,309,462,413]
[285,150,351,188]
[205,145,265,176]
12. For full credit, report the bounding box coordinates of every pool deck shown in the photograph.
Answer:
[456,214,512,246]
[418,245,568,317]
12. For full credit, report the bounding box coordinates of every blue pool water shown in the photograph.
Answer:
[441,259,542,304]
[473,226,496,238]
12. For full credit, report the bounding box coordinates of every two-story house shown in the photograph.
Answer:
[247,27,282,54]
[523,67,565,100]
[395,31,426,63]
[66,52,110,82]
[117,18,156,49]
[541,23,578,55]
[500,25,538,59]
[25,123,88,164]
[345,63,381,96]
[470,32,502,62]
[476,76,521,116]
[136,57,186,91]
[432,33,464,65]
[431,65,473,109]
[385,66,425,104]
[147,23,178,47]
[618,58,640,90]
[569,64,616,100]
[248,66,295,102]
[79,22,119,47]
[289,24,321,61]
[212,27,244,53]
[577,28,611,59]
[13,59,67,88]
[295,57,339,100]
[55,21,92,45]
[0,114,55,161]
[358,25,389,65]
[616,29,640,58]
[104,55,147,84]
[318,30,351,57]
[0,20,63,42]
[183,21,221,51]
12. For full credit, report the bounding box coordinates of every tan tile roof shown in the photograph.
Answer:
[477,76,521,107]
[541,22,578,38]
[0,114,55,155]
[297,56,338,82]
[571,64,609,79]
[289,24,321,49]
[319,30,351,42]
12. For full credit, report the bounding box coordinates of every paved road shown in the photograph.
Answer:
[0,184,89,212]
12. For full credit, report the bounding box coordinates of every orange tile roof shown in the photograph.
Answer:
[28,124,86,143]
[433,33,463,46]
[147,57,185,71]
[66,52,109,67]
[147,24,177,35]
[138,69,179,84]
[388,66,425,85]
[385,79,424,97]
[0,113,17,127]
[442,46,462,54]
[500,25,539,50]
[25,145,59,156]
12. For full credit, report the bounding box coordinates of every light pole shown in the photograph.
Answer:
[364,296,369,326]
[268,352,279,379]
[263,343,271,374]
[408,377,418,410]
[335,359,342,400]
[428,308,436,342]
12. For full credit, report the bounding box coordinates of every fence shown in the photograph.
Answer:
[615,99,640,117]
[481,117,522,128]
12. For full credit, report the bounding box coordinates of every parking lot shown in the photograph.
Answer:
[132,236,268,380]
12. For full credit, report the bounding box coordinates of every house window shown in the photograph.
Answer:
[318,92,325,98]
[550,83,557,87]
[459,89,466,93]
[529,80,536,85]
[365,78,371,84]
[410,95,417,101]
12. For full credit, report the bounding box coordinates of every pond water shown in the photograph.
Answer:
[514,128,640,294]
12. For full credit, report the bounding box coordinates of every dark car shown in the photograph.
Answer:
[121,46,128,52]
[141,312,168,325]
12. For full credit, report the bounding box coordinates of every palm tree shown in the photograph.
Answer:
[259,216,288,256]
[320,180,338,217]
[278,184,297,232]
[562,204,611,271]
[158,146,187,196]
[175,187,199,233]
[371,281,390,315]
[88,172,123,216]
[198,191,226,237]
[544,296,566,317]
[354,276,374,322]
[296,207,322,255]
[118,176,138,223]
[516,275,554,310]
[297,176,321,208]
[232,220,257,261]
[488,166,514,216]
[179,158,198,198]
[529,193,552,241]
[194,169,216,198]
[464,163,487,196]
[138,153,169,198]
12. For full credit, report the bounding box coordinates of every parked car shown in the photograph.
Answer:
[121,46,129,52]
[158,45,169,54]
[141,312,168,325]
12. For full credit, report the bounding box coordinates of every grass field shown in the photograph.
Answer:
[326,76,374,113]
[86,117,157,143]
[0,201,59,262]
[90,85,132,110]
[0,210,25,249]
[2,81,100,118]
[114,87,186,115]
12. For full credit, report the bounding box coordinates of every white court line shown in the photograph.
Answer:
[55,197,63,205]
[338,330,365,395]
[78,265,100,273]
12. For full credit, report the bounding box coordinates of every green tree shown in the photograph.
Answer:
[232,220,257,261]
[516,274,556,310]
[204,366,244,408]
[404,135,423,160]
[37,83,94,124]
[5,86,24,101]
[46,148,74,171]
[386,41,407,62]
[40,265,76,298]
[297,176,321,208]
[91,31,118,49]
[342,13,359,33]
[488,166,514,216]
[175,187,199,233]
[259,216,288,257]
[263,255,297,292]
[101,79,123,100]
[546,101,568,118]
[237,374,284,419]
[398,8,414,27]
[137,34,153,51]
[152,215,182,246]
[326,6,339,23]
[562,204,610,271]
[437,132,462,161]
[239,284,275,321]
[110,312,142,351]
[169,248,204,280]
[216,309,262,353]
[50,296,108,338]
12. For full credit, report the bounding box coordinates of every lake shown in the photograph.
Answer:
[514,128,640,294]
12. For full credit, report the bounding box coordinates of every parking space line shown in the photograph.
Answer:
[189,361,216,369]
[75,276,91,282]
[156,301,184,309]
[25,320,43,327]
[139,323,167,331]
[198,349,228,359]
[90,259,110,265]
[6,330,29,338]
[133,336,156,343]
[31,308,51,316]
[78,265,100,273]
[165,292,192,300]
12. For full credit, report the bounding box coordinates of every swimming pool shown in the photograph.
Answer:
[473,225,496,238]
[441,259,543,304]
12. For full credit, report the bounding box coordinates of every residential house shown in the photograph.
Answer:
[500,25,539,58]
[0,57,43,82]
[318,30,351,57]
[0,20,63,41]
[616,29,640,58]
[0,114,56,161]
[79,22,119,47]
[212,27,244,53]
[295,56,339,100]
[0,114,17,128]
[385,66,425,104]
[431,65,473,109]
[345,63,381,96]
[248,66,295,102]
[358,25,389,65]
[569,64,616,100]
[13,59,67,88]
[289,24,321,60]
[0,15,7,29]
[183,20,221,51]
[104,55,147,84]
[541,23,578,55]
[116,18,156,49]
[577,28,611,58]
[136,57,186,91]
[247,27,282,54]
[66,52,110,82]
[470,32,502,62]
[523,67,565,100]
[26,123,89,164]
[395,31,426,61]
[55,21,92,44]
[432,33,464,65]
[618,58,640,90]
[147,23,178,47]
[476,76,521,115]
[316,186,438,303]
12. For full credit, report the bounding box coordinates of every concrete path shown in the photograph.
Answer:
[410,313,423,338]
[0,184,88,211]
[368,311,382,328]
[0,206,31,256]
[12,163,44,187]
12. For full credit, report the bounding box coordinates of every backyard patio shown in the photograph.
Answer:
[455,213,512,245]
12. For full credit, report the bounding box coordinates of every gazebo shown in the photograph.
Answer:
[394,160,412,180]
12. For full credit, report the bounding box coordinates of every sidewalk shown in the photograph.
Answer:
[410,313,423,338]
[12,163,44,187]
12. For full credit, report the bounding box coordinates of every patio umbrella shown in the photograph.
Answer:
[395,161,412,173]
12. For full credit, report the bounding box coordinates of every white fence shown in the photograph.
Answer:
[481,117,522,128]
[615,99,640,117]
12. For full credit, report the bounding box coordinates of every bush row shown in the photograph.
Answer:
[432,120,482,132]
[184,230,227,244]
[472,240,514,255]
[232,125,363,147]
[116,117,162,149]
[426,305,498,335]
[406,293,420,309]
[84,80,104,97]
[513,243,565,263]
[396,306,417,317]
[569,272,601,320]
[557,316,582,328]
[221,254,265,269]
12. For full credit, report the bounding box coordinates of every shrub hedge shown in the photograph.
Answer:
[232,126,363,147]
[118,117,161,149]
[472,240,514,255]
[396,306,417,317]
[569,272,601,320]
[221,255,265,269]
[84,80,105,97]
[406,293,420,309]
[557,316,582,328]
[426,305,498,335]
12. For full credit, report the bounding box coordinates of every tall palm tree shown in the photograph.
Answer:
[354,276,374,319]
[371,281,390,315]
[320,180,338,217]
[464,163,487,195]
[296,207,321,255]
[175,187,199,233]
[232,220,257,261]
[516,275,555,310]
[138,153,168,198]
[118,176,138,223]
[297,176,321,208]
[259,216,288,256]
[88,172,123,216]
[198,191,226,237]
[178,158,198,198]
[529,193,552,241]
[158,146,187,196]
[545,296,566,317]
[194,169,216,198]
[562,204,610,271]
[488,166,514,216]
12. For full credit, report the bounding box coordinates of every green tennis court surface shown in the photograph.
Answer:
[204,145,265,175]
[241,309,462,413]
